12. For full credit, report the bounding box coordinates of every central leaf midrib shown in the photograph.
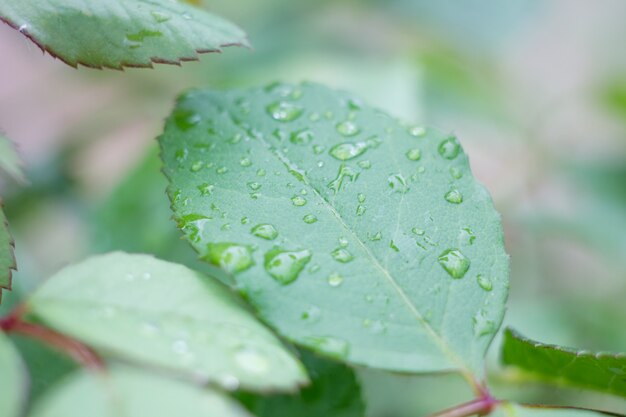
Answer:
[240,118,471,377]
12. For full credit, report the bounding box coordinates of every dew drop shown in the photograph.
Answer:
[240,157,252,167]
[459,227,475,245]
[388,174,409,193]
[445,188,463,204]
[151,11,171,23]
[409,126,426,137]
[190,161,204,172]
[251,224,278,240]
[329,142,368,161]
[477,275,493,291]
[197,183,214,196]
[368,231,382,241]
[313,144,325,155]
[203,243,254,274]
[257,168,266,177]
[216,166,228,175]
[303,214,318,224]
[331,248,353,263]
[327,273,344,287]
[412,228,425,236]
[356,205,366,216]
[290,129,314,145]
[358,160,371,169]
[247,182,261,191]
[338,237,348,247]
[438,249,470,279]
[336,121,360,136]
[357,193,366,203]
[266,101,303,122]
[473,310,496,336]
[405,148,421,161]
[291,196,307,206]
[328,165,359,194]
[450,166,463,179]
[301,306,321,322]
[174,109,201,131]
[438,136,461,159]
[264,248,312,285]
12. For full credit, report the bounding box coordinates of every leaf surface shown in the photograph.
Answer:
[159,82,509,377]
[0,135,26,184]
[0,205,15,302]
[28,366,253,417]
[0,332,27,417]
[29,252,307,392]
[493,402,616,417]
[502,328,626,398]
[0,0,249,69]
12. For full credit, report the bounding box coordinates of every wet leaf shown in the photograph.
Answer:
[0,0,249,69]
[28,252,307,392]
[0,205,16,303]
[160,82,509,378]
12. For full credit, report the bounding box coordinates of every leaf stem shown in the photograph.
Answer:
[427,394,499,417]
[0,304,104,369]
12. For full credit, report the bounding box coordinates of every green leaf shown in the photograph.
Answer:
[0,135,26,184]
[28,252,308,392]
[28,366,253,417]
[239,350,365,417]
[0,0,249,69]
[0,205,16,303]
[0,332,27,417]
[492,403,613,417]
[159,82,509,377]
[502,328,626,398]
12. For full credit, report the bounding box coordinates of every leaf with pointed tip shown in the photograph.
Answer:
[502,328,626,398]
[159,82,509,378]
[0,0,249,69]
[0,205,16,303]
[28,252,308,393]
[28,366,253,417]
[0,332,27,417]
[239,350,365,417]
[0,135,26,184]
[492,403,617,417]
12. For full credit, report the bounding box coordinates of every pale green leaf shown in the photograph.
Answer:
[0,205,16,303]
[502,328,626,398]
[0,332,27,417]
[29,252,307,392]
[0,0,249,69]
[493,402,615,417]
[28,366,253,417]
[0,135,26,184]
[159,82,509,377]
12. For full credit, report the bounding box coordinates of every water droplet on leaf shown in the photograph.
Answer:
[264,248,312,285]
[438,249,470,279]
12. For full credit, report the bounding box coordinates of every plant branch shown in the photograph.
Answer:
[0,304,104,369]
[427,395,499,417]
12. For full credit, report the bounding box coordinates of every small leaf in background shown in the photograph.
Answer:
[28,252,308,392]
[0,0,249,69]
[239,350,365,417]
[160,82,509,378]
[28,366,253,417]
[502,328,626,398]
[492,402,611,416]
[0,332,28,417]
[0,134,26,184]
[0,205,16,303]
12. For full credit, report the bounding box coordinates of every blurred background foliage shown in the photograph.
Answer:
[1,0,625,415]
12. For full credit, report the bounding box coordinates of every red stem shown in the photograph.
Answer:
[0,304,104,369]
[427,395,499,417]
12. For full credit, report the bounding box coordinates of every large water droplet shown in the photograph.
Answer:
[473,310,496,336]
[336,121,360,136]
[264,248,312,285]
[438,136,461,159]
[331,248,353,263]
[459,227,475,245]
[476,275,493,291]
[290,129,314,145]
[304,336,350,359]
[251,224,278,240]
[445,189,463,204]
[438,249,470,279]
[267,101,303,122]
[204,243,254,274]
[329,142,368,161]
[328,165,359,194]
[388,174,409,193]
